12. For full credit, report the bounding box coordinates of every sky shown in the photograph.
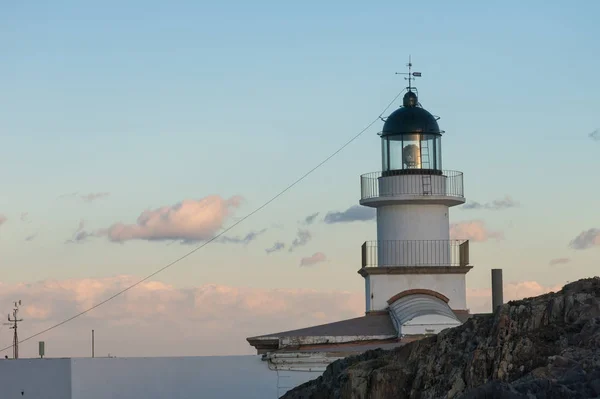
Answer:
[1,0,599,358]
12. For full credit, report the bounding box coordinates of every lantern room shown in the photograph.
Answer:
[381,91,443,174]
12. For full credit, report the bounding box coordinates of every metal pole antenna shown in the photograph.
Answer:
[407,55,412,91]
[5,300,23,359]
[395,55,422,93]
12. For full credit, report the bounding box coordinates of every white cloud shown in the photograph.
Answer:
[216,229,267,245]
[265,241,285,254]
[569,228,600,250]
[324,205,375,224]
[66,219,98,243]
[462,196,519,210]
[300,252,327,266]
[289,229,311,252]
[302,212,319,225]
[450,220,503,242]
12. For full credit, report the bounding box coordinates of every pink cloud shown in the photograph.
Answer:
[0,276,568,358]
[0,276,363,358]
[467,280,563,313]
[73,195,243,243]
[0,214,6,227]
[300,252,327,266]
[450,220,503,242]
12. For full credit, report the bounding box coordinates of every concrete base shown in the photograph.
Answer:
[362,268,471,312]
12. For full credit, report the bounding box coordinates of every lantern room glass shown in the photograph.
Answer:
[381,133,442,171]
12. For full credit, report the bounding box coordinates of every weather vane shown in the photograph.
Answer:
[395,55,422,92]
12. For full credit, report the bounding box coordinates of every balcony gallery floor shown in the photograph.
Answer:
[358,266,473,277]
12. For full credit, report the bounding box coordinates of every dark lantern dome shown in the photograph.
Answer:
[382,91,442,137]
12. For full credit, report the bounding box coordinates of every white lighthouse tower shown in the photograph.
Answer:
[358,64,472,336]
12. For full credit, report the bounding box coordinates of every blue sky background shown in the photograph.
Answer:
[1,0,599,307]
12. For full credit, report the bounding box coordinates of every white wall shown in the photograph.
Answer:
[0,358,71,399]
[378,174,448,197]
[0,356,322,399]
[365,275,371,313]
[70,356,320,399]
[376,204,449,242]
[401,314,461,335]
[368,273,467,311]
[0,356,321,399]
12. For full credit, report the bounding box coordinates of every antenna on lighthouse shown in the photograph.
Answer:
[395,55,422,93]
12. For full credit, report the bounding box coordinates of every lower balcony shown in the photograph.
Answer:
[361,240,470,268]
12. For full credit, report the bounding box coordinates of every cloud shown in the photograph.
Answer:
[0,275,364,358]
[300,252,327,266]
[467,280,563,314]
[569,228,600,250]
[589,129,600,141]
[86,195,243,243]
[58,192,79,199]
[65,220,101,244]
[289,229,312,252]
[0,275,569,358]
[81,192,110,203]
[303,212,320,225]
[450,220,504,242]
[217,229,267,245]
[0,215,6,227]
[549,257,570,266]
[265,242,285,254]
[59,192,111,203]
[323,205,375,224]
[462,196,519,210]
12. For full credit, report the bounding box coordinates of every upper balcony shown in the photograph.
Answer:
[360,170,465,207]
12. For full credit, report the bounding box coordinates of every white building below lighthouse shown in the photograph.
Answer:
[247,69,479,395]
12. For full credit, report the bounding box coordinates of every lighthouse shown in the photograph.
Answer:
[247,66,474,384]
[358,64,472,335]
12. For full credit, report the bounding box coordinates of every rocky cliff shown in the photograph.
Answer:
[282,277,600,399]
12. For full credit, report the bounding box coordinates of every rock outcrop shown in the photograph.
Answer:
[282,277,600,399]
